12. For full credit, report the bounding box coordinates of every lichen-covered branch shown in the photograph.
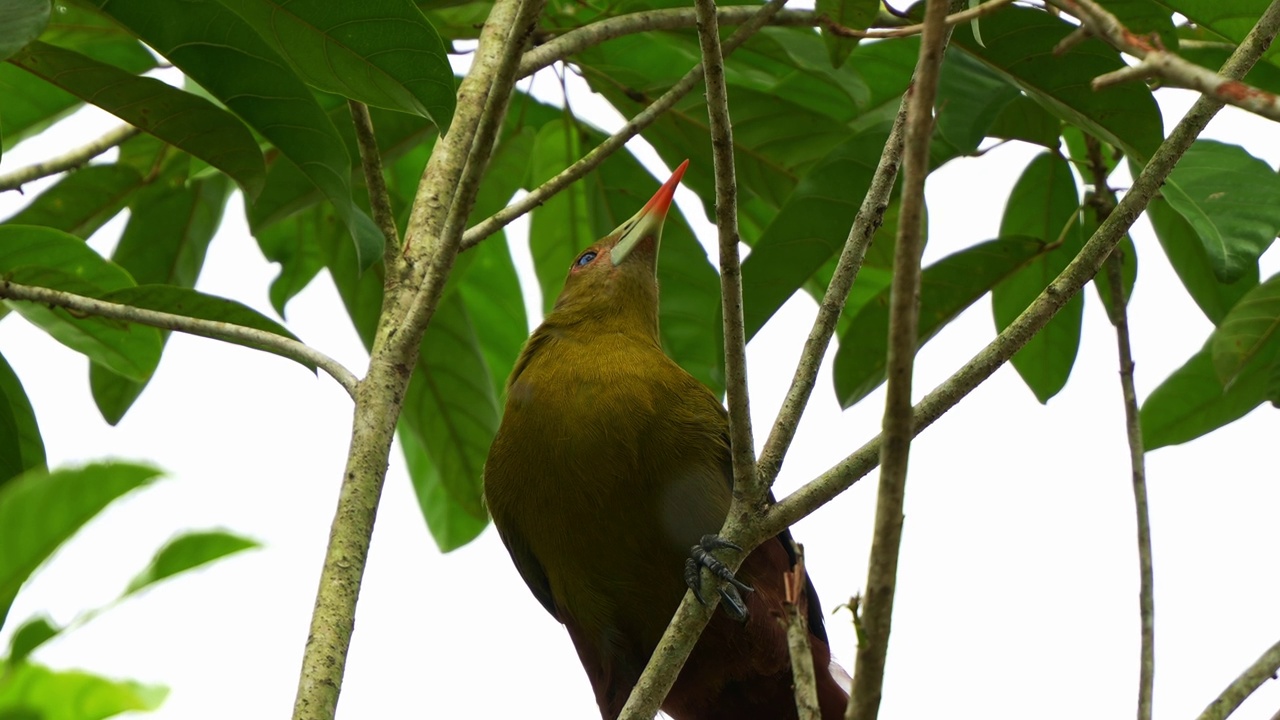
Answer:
[783,549,821,720]
[0,124,139,192]
[847,1,950,717]
[348,101,401,256]
[1048,0,1280,122]
[0,279,359,398]
[1194,638,1280,720]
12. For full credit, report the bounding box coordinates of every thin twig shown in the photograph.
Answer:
[782,547,821,720]
[1194,638,1280,720]
[1047,0,1280,122]
[289,2,544,719]
[347,101,401,256]
[695,0,757,501]
[1085,131,1154,720]
[825,0,1016,39]
[0,279,358,398]
[460,0,789,252]
[756,92,909,488]
[0,124,140,192]
[848,2,951,719]
[759,0,1280,550]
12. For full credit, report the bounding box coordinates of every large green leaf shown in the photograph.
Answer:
[741,126,896,342]
[90,0,383,270]
[1141,336,1279,449]
[3,164,146,239]
[932,50,1021,163]
[816,0,878,68]
[0,351,45,489]
[528,120,595,314]
[986,95,1061,149]
[91,171,232,424]
[218,0,455,129]
[0,462,162,629]
[992,152,1084,403]
[8,42,267,198]
[951,6,1163,161]
[0,226,164,382]
[1159,140,1280,283]
[400,426,487,552]
[0,662,166,720]
[834,237,1047,408]
[1146,193,1257,324]
[1099,0,1178,50]
[1154,0,1276,55]
[0,0,49,61]
[1211,273,1280,387]
[123,530,260,596]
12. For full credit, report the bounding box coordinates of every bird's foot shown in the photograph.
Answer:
[684,535,754,622]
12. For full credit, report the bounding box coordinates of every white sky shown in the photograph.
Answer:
[1,34,1279,720]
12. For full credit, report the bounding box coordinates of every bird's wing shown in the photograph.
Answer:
[495,524,559,620]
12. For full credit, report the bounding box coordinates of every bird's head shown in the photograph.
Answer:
[550,160,689,336]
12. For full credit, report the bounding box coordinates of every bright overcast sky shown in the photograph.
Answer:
[2,25,1279,720]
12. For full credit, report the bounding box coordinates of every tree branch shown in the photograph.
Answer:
[848,1,951,718]
[1194,638,1280,720]
[460,0,789,252]
[783,548,821,720]
[347,101,401,257]
[290,2,545,719]
[757,102,908,488]
[1085,131,1155,720]
[759,0,1280,547]
[0,279,358,398]
[0,124,140,192]
[1047,0,1280,122]
[694,0,757,500]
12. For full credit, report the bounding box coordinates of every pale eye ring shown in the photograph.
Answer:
[575,251,597,268]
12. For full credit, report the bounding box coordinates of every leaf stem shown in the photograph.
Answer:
[0,124,140,193]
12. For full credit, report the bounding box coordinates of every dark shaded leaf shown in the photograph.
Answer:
[6,614,58,664]
[400,426,486,552]
[816,0,878,68]
[0,0,49,61]
[218,0,455,129]
[993,152,1083,403]
[835,237,1047,408]
[986,94,1061,148]
[1146,193,1257,324]
[1211,273,1280,387]
[932,49,1021,162]
[3,165,145,238]
[8,42,266,198]
[0,351,44,490]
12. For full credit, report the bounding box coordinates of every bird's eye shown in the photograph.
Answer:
[574,251,597,268]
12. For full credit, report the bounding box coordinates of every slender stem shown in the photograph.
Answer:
[460,0,789,252]
[0,124,139,192]
[757,97,908,488]
[1047,0,1280,121]
[825,0,1016,39]
[1085,131,1154,720]
[695,0,758,500]
[759,0,1280,546]
[347,101,401,256]
[1194,638,1280,720]
[847,2,950,718]
[289,2,543,719]
[0,279,359,398]
[783,548,821,720]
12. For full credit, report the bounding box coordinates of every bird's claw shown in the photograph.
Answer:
[685,534,754,621]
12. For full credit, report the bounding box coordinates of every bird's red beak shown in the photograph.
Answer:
[610,160,689,266]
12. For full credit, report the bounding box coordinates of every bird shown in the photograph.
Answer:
[483,160,848,719]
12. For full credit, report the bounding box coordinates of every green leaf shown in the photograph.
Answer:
[454,238,527,395]
[1267,352,1280,407]
[0,462,163,629]
[0,351,45,489]
[6,614,58,664]
[1098,0,1178,50]
[1093,234,1138,313]
[992,152,1084,403]
[91,170,232,424]
[0,662,167,720]
[400,426,486,552]
[528,120,594,314]
[3,165,146,239]
[1211,273,1280,387]
[932,49,1021,162]
[400,296,499,520]
[741,126,896,342]
[217,0,455,130]
[0,0,49,61]
[255,203,330,317]
[1141,336,1278,449]
[816,0,878,68]
[1146,192,1256,324]
[986,94,1061,149]
[1159,140,1280,283]
[90,0,384,270]
[952,5,1163,161]
[123,530,260,597]
[8,42,267,199]
[1155,0,1276,54]
[0,226,165,382]
[834,237,1047,408]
